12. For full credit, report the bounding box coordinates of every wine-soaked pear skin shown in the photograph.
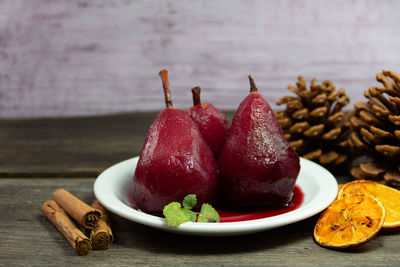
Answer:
[217,76,300,207]
[133,70,218,215]
[188,87,229,156]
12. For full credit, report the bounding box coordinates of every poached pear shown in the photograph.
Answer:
[217,76,300,206]
[187,87,229,156]
[132,70,218,215]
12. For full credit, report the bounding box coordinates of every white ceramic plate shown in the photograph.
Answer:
[94,157,337,236]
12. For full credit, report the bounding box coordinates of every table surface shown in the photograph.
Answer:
[1,112,400,266]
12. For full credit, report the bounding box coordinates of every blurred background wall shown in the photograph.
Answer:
[0,0,399,118]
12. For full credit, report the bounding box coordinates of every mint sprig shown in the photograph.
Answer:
[162,194,220,227]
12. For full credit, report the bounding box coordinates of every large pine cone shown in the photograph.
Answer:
[349,70,400,187]
[275,76,351,166]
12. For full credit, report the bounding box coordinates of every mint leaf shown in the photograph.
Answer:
[182,194,197,209]
[182,207,198,222]
[163,202,191,227]
[198,203,220,223]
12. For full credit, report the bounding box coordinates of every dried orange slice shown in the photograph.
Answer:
[314,193,385,249]
[339,180,400,230]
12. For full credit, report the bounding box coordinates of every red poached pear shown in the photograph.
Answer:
[187,87,229,156]
[217,76,300,207]
[132,70,218,215]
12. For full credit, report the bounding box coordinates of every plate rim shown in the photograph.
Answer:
[94,156,338,236]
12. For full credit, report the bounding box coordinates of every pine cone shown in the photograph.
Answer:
[276,76,351,166]
[349,70,400,187]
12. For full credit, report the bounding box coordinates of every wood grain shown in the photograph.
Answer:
[0,112,154,177]
[1,0,400,118]
[2,177,400,266]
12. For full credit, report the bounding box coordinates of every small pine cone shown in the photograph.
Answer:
[349,70,400,187]
[276,76,351,167]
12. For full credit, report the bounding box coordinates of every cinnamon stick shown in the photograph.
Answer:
[52,188,102,229]
[90,200,114,250]
[41,200,91,255]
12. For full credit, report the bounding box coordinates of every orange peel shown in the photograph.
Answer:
[335,184,344,200]
[314,193,385,249]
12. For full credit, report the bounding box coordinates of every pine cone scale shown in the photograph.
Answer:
[327,112,344,124]
[375,145,400,157]
[369,126,392,138]
[322,128,342,140]
[319,151,339,165]
[292,108,308,120]
[359,162,386,176]
[303,124,324,137]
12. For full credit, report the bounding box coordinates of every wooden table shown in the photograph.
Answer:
[1,112,400,266]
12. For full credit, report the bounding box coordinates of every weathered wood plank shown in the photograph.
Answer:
[1,177,400,266]
[0,112,234,177]
[1,0,400,118]
[0,112,153,177]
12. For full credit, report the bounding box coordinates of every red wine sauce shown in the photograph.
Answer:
[129,185,304,223]
[217,185,304,222]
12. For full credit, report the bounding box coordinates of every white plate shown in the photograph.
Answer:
[94,157,337,236]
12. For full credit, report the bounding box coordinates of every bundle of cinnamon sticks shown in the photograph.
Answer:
[41,189,113,255]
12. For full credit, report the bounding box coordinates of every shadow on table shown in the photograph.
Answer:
[110,214,318,255]
[110,210,393,255]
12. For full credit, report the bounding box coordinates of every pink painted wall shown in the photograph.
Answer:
[1,0,399,118]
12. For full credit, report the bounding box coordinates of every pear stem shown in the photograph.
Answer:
[248,75,258,92]
[191,86,202,106]
[159,69,173,108]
